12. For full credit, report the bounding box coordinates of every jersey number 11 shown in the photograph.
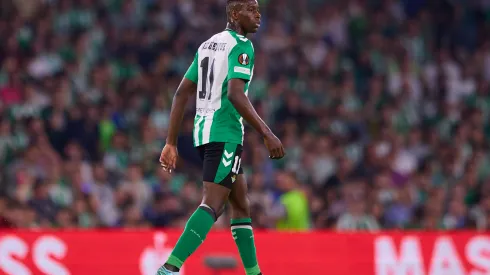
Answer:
[199,57,215,100]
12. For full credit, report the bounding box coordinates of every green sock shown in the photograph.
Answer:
[231,218,261,275]
[166,206,215,269]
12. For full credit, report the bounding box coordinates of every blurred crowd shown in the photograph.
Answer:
[1,0,490,231]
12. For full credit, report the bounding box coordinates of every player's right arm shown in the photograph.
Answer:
[227,44,285,159]
[160,54,198,173]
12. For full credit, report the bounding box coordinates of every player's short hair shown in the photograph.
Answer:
[226,0,249,4]
[226,0,249,17]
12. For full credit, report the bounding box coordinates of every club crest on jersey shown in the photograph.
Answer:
[238,53,249,66]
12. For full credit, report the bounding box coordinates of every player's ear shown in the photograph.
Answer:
[230,3,243,21]
[231,9,239,21]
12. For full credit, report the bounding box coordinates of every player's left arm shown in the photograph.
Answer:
[227,42,271,137]
[227,42,285,159]
[165,53,198,146]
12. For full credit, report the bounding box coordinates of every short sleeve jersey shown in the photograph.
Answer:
[184,29,255,147]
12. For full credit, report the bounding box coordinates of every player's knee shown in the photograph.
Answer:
[217,204,226,218]
[201,181,231,220]
[199,204,220,221]
[200,196,229,220]
[231,197,250,218]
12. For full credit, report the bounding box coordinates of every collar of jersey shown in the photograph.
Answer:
[225,28,246,39]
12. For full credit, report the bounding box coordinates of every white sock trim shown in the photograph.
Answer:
[231,225,253,230]
[199,203,212,210]
[162,266,179,275]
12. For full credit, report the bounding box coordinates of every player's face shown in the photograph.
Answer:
[238,0,261,33]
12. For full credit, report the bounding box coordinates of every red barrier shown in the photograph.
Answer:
[0,230,488,275]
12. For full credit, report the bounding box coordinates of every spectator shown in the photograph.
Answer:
[28,179,58,224]
[336,180,380,231]
[90,163,119,227]
[0,195,12,228]
[118,163,152,212]
[273,171,311,231]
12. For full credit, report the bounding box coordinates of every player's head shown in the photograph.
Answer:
[226,0,261,34]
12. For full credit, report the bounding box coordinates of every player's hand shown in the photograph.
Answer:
[263,132,285,159]
[159,144,178,173]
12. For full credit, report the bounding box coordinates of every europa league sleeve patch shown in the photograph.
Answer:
[238,53,250,66]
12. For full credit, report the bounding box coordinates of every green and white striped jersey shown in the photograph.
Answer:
[184,29,255,147]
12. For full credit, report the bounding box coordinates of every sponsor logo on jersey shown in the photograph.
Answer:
[196,108,217,115]
[238,53,249,65]
[234,66,251,75]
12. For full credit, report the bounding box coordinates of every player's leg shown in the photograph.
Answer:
[158,143,238,274]
[161,182,229,273]
[229,174,262,275]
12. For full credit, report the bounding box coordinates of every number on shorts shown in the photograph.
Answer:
[232,156,241,174]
